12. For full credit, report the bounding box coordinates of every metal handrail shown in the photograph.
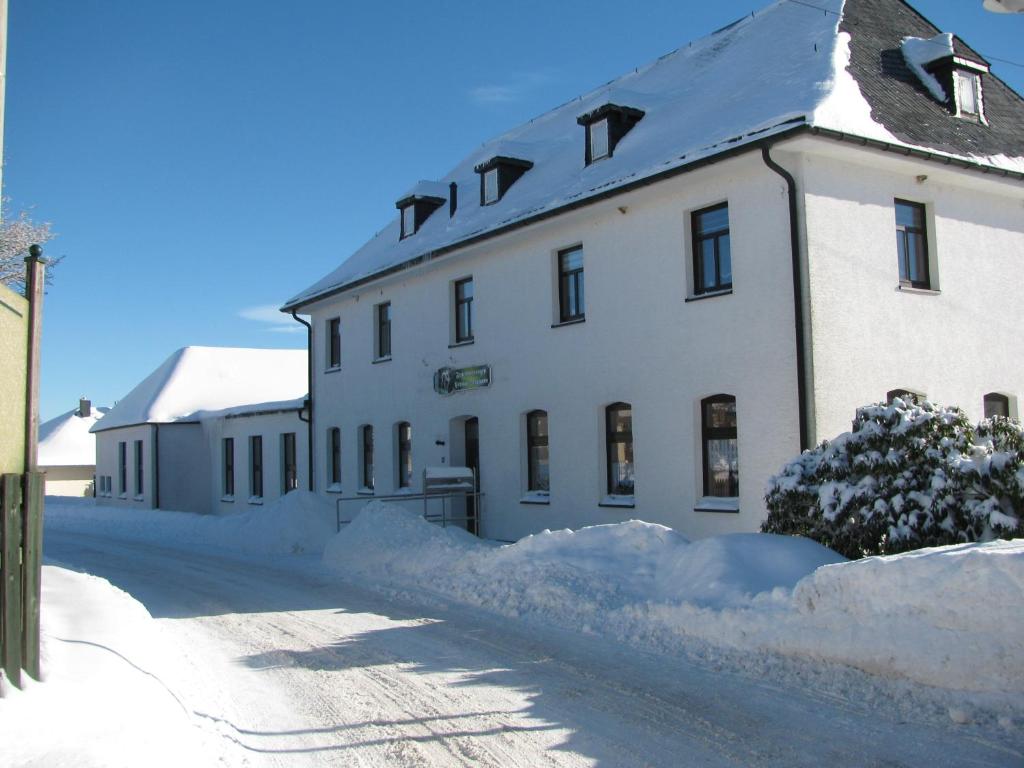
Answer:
[334,490,483,533]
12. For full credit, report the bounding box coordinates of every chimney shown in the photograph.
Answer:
[449,182,458,218]
[79,398,91,418]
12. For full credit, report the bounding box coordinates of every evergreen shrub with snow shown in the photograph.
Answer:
[762,398,1022,558]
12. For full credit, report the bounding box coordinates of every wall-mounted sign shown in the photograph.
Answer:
[434,364,491,395]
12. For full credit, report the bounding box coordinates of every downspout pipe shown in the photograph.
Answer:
[291,310,314,490]
[761,145,810,452]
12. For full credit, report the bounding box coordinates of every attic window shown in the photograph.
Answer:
[954,70,980,117]
[473,156,534,206]
[901,34,989,124]
[576,103,645,166]
[396,193,446,239]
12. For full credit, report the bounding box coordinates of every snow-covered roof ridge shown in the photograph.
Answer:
[93,346,308,433]
[284,0,1024,310]
[39,406,110,466]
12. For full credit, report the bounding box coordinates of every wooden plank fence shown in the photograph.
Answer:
[0,472,44,691]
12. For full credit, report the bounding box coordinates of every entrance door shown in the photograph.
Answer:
[464,417,479,535]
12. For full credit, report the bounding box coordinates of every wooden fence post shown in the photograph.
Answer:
[1,474,23,690]
[22,471,43,680]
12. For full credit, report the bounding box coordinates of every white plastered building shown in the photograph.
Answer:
[92,347,309,514]
[283,0,1024,542]
[38,399,109,496]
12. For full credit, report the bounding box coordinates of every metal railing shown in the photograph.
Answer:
[335,491,483,533]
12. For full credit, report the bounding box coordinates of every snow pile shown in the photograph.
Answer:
[48,492,336,555]
[0,567,236,767]
[324,503,1024,699]
[901,33,955,103]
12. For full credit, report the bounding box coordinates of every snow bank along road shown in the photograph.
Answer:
[42,528,1020,768]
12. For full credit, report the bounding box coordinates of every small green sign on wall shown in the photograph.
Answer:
[433,364,491,396]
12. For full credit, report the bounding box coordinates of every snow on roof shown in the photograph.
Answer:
[283,0,1024,311]
[38,406,110,466]
[195,396,307,421]
[901,33,956,102]
[92,347,308,433]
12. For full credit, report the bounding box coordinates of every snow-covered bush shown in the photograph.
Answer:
[762,399,1022,558]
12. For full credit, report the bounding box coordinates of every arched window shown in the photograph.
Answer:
[327,427,341,487]
[701,395,738,498]
[360,425,374,491]
[983,393,1010,419]
[605,403,634,496]
[886,388,923,405]
[526,411,549,493]
[397,422,413,488]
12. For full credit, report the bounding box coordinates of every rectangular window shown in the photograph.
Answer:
[327,317,341,369]
[250,435,263,499]
[702,396,739,498]
[328,427,342,487]
[401,205,415,238]
[589,118,609,161]
[483,168,499,204]
[454,278,474,342]
[956,70,979,116]
[376,302,391,359]
[895,200,930,289]
[605,403,634,496]
[223,437,235,496]
[118,441,126,495]
[361,425,374,490]
[527,410,550,492]
[692,203,731,295]
[397,422,413,488]
[558,246,585,322]
[134,440,143,496]
[282,432,297,493]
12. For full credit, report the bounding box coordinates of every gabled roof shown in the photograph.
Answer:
[38,406,110,466]
[92,347,308,433]
[284,0,1024,311]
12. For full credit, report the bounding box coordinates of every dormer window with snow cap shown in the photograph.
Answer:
[576,103,644,166]
[473,156,534,206]
[395,189,446,240]
[901,33,989,124]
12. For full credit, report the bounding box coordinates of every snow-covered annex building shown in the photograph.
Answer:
[38,399,109,496]
[283,0,1024,543]
[92,347,309,514]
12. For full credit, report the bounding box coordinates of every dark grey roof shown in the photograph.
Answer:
[843,0,1024,161]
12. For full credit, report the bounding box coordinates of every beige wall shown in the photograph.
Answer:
[42,465,94,497]
[0,282,27,474]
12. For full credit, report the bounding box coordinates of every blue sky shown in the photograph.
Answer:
[5,0,1022,421]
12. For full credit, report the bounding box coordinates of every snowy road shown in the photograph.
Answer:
[45,529,1018,767]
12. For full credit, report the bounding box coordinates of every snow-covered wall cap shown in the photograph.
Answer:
[38,406,110,466]
[901,34,955,102]
[92,346,308,433]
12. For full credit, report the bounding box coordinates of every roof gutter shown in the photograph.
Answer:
[761,145,811,452]
[285,123,1024,313]
[291,310,314,491]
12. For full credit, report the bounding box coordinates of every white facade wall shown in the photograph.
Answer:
[156,423,210,514]
[796,143,1024,441]
[95,425,156,508]
[42,465,94,497]
[202,409,310,515]
[307,153,804,542]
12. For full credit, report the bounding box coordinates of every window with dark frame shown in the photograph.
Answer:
[454,278,474,342]
[282,432,297,493]
[327,317,341,369]
[118,441,126,495]
[400,205,416,239]
[701,395,739,498]
[527,410,549,493]
[984,393,1010,419]
[134,440,143,496]
[692,203,731,295]
[558,246,585,322]
[577,103,644,166]
[589,119,610,161]
[886,389,923,405]
[376,302,391,358]
[328,427,342,486]
[250,435,263,499]
[361,425,374,490]
[223,437,235,496]
[605,403,634,496]
[895,200,930,289]
[483,169,499,205]
[397,422,413,488]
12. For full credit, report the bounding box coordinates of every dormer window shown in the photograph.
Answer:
[954,70,981,117]
[577,103,644,166]
[395,192,445,239]
[473,156,533,206]
[901,34,988,124]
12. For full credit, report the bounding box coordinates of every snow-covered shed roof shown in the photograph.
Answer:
[283,0,1024,312]
[38,406,110,466]
[92,347,308,433]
